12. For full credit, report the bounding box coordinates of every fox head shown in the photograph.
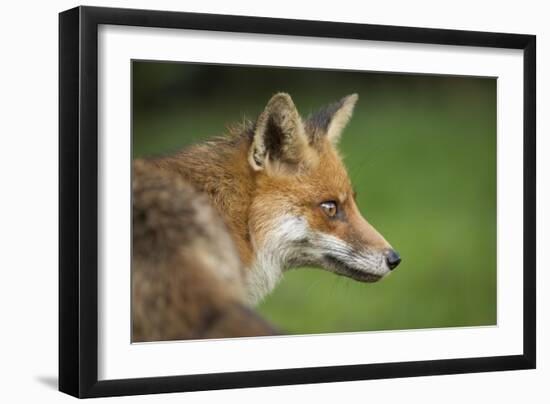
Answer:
[246,93,401,302]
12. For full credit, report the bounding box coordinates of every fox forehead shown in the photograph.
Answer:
[255,142,353,205]
[305,146,353,202]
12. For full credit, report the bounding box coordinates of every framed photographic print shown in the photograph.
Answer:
[59,5,536,398]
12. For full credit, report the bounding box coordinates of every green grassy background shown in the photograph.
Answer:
[133,61,497,335]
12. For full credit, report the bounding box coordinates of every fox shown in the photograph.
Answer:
[132,92,401,341]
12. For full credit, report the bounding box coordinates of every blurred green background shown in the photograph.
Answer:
[133,61,496,334]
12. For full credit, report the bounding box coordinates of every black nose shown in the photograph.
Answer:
[386,249,401,270]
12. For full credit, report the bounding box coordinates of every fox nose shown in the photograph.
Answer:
[386,249,401,270]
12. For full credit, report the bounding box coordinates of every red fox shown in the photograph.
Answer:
[132,93,400,341]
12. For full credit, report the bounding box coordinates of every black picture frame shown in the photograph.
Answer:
[59,5,536,398]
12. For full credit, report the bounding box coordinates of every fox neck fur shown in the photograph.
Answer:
[154,131,256,266]
[152,130,280,302]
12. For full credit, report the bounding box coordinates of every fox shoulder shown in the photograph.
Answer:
[132,159,277,341]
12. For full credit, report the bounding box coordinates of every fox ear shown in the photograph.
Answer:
[307,93,358,145]
[249,93,309,172]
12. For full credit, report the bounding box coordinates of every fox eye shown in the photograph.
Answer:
[320,201,338,218]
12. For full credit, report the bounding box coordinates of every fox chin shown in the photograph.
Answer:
[132,92,401,341]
